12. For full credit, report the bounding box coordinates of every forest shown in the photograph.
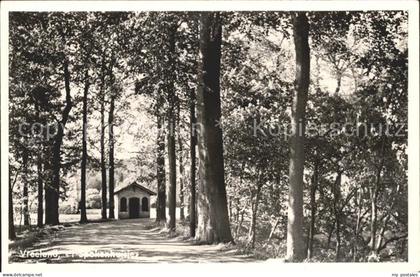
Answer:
[8,11,408,262]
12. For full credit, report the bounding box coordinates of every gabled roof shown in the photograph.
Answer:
[114,181,156,195]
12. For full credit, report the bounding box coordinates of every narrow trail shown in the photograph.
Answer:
[10,219,257,263]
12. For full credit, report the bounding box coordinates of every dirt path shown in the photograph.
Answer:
[10,219,256,263]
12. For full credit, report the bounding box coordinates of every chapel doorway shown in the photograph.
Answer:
[129,197,140,218]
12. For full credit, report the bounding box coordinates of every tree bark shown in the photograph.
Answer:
[22,148,30,226]
[264,218,280,247]
[286,12,310,261]
[80,70,89,224]
[370,138,386,253]
[334,72,342,95]
[327,221,335,248]
[37,150,43,227]
[100,62,107,220]
[34,106,44,228]
[9,169,18,240]
[156,98,166,223]
[369,187,377,252]
[179,163,185,221]
[167,24,177,231]
[333,172,342,261]
[228,195,232,222]
[108,69,115,219]
[45,59,72,225]
[177,99,185,221]
[353,187,363,261]
[196,12,233,244]
[235,209,245,239]
[306,160,319,259]
[189,88,197,237]
[248,181,263,249]
[376,183,401,253]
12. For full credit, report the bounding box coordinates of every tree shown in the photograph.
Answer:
[128,12,174,224]
[79,68,90,224]
[45,57,73,226]
[99,56,108,220]
[286,12,310,261]
[221,12,293,251]
[177,96,186,221]
[196,12,233,243]
[9,167,18,240]
[108,61,116,219]
[156,94,166,223]
[89,12,133,220]
[33,97,45,228]
[22,147,30,226]
[7,11,408,263]
[36,148,43,227]
[167,23,177,231]
[91,12,133,221]
[189,88,197,237]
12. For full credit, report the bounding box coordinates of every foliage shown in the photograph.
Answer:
[8,11,408,262]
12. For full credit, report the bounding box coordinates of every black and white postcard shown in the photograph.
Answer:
[1,1,419,276]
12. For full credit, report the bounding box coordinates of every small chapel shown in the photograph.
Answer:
[114,181,156,219]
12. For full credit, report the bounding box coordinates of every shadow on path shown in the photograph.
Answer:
[10,219,257,263]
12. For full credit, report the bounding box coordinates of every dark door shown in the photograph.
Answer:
[142,197,149,212]
[129,198,140,218]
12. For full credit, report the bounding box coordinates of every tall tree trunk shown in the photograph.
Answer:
[286,12,310,261]
[45,59,72,225]
[80,70,89,224]
[369,186,377,252]
[100,64,107,220]
[376,183,401,253]
[334,72,342,95]
[34,106,44,227]
[327,221,335,248]
[36,151,43,227]
[353,187,363,261]
[306,160,318,259]
[45,138,61,225]
[108,75,115,219]
[179,158,185,221]
[156,99,166,223]
[177,100,185,221]
[189,88,197,237]
[333,172,342,262]
[22,148,30,226]
[196,12,233,244]
[9,170,18,240]
[167,24,177,231]
[235,209,245,239]
[248,182,263,249]
[264,218,280,247]
[228,195,232,222]
[370,138,385,253]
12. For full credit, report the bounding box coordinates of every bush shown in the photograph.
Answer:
[59,203,78,214]
[86,190,101,209]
